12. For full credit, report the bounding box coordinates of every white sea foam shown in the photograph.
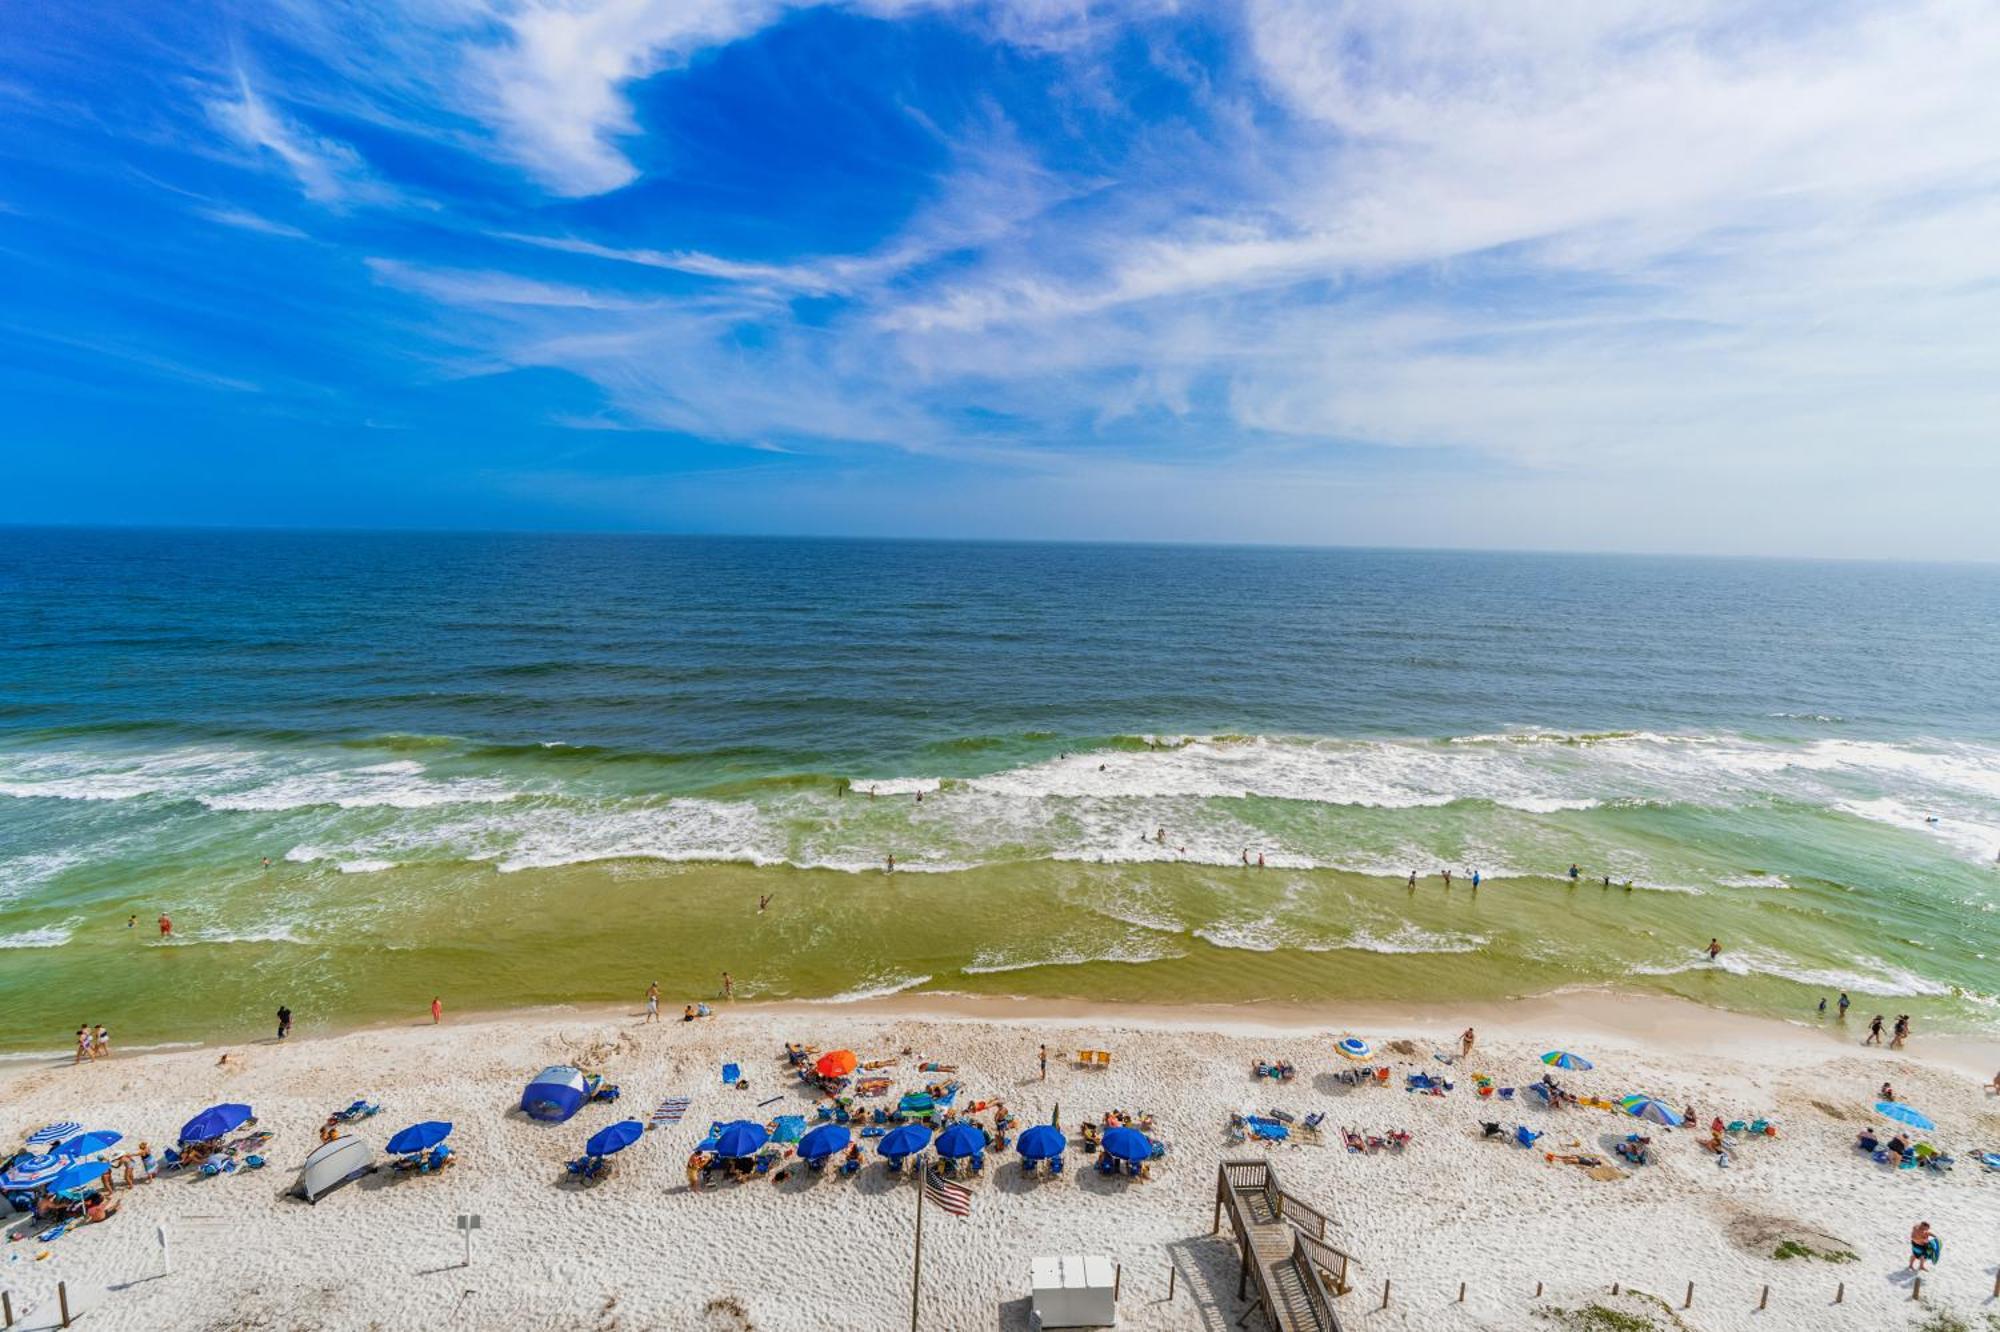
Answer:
[337,859,398,874]
[0,919,80,949]
[1340,924,1488,955]
[961,941,1185,974]
[846,777,942,796]
[819,974,934,1003]
[1630,946,1953,997]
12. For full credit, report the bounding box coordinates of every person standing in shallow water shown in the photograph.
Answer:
[1837,991,1850,1019]
[1866,1014,1884,1045]
[721,971,734,1000]
[276,1005,292,1040]
[431,996,443,1025]
[1706,938,1722,962]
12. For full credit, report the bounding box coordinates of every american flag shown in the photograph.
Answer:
[923,1164,971,1217]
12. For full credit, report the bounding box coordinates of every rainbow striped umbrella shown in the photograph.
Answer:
[1620,1095,1682,1127]
[1541,1051,1593,1071]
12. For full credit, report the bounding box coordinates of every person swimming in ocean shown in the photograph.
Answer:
[1706,938,1722,962]
[1568,863,1579,881]
[1470,869,1481,890]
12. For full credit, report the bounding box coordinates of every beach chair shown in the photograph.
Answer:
[1513,1126,1542,1149]
[1075,1050,1112,1069]
[566,1155,608,1182]
[1497,1087,1515,1101]
[1301,1112,1326,1133]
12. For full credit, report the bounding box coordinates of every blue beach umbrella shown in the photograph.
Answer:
[1619,1095,1682,1127]
[585,1121,644,1158]
[934,1123,987,1159]
[385,1122,454,1156]
[712,1121,769,1159]
[799,1124,851,1160]
[1017,1125,1066,1161]
[46,1160,112,1198]
[180,1103,253,1144]
[25,1123,81,1150]
[1100,1126,1153,1163]
[0,1154,64,1190]
[54,1130,122,1159]
[1875,1102,1935,1131]
[1541,1051,1593,1071]
[877,1123,931,1159]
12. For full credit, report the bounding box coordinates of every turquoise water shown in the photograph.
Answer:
[1,530,1997,1048]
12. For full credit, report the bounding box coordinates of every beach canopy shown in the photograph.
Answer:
[386,1122,455,1156]
[0,1153,64,1191]
[877,1123,932,1158]
[585,1121,645,1158]
[712,1120,769,1159]
[934,1123,987,1159]
[295,1135,373,1205]
[1100,1126,1153,1163]
[1875,1101,1935,1131]
[53,1130,122,1159]
[180,1103,253,1144]
[1335,1037,1372,1061]
[1541,1051,1593,1071]
[521,1066,588,1123]
[47,1160,112,1198]
[1017,1125,1066,1161]
[25,1123,81,1150]
[799,1124,851,1160]
[1619,1095,1681,1127]
[814,1050,858,1079]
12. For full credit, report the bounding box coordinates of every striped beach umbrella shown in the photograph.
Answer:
[1874,1102,1935,1131]
[25,1123,81,1149]
[1541,1051,1593,1071]
[1619,1095,1682,1127]
[1335,1037,1372,1061]
[1,1153,65,1190]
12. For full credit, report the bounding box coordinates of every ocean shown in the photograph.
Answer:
[2,529,1997,1051]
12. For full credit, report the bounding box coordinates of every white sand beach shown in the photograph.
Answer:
[2,992,1996,1332]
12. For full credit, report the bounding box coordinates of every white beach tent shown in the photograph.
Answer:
[295,1135,374,1204]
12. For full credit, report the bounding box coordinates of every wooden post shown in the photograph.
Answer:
[57,1283,70,1329]
[1534,1281,1543,1298]
[1457,1281,1466,1303]
[1993,1269,2000,1299]
[1834,1282,1843,1305]
[1684,1280,1694,1309]
[1114,1264,1122,1302]
[1380,1278,1391,1310]
[1611,1282,1620,1296]
[1168,1265,1177,1300]
[909,1172,925,1332]
[3,1289,12,1328]
[1910,1277,1921,1302]
[1211,1182,1222,1235]
[1758,1285,1769,1311]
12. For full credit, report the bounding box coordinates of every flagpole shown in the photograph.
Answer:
[910,1164,926,1332]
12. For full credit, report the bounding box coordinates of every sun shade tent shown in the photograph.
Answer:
[295,1136,374,1204]
[522,1067,589,1122]
[180,1103,253,1144]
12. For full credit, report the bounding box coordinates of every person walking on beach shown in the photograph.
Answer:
[1838,991,1850,1019]
[645,981,660,1022]
[1866,1014,1885,1045]
[93,1024,110,1057]
[158,913,172,937]
[430,996,443,1025]
[1459,1027,1475,1058]
[1909,1221,1938,1271]
[1706,938,1722,962]
[276,1005,292,1040]
[721,971,734,1000]
[1039,1043,1047,1081]
[1891,1014,1910,1049]
[75,1026,92,1064]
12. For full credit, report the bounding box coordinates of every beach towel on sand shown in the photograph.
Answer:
[649,1097,690,1128]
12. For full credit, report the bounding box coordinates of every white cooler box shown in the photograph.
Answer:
[1031,1254,1116,1328]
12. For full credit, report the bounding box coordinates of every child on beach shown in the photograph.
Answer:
[431,996,443,1025]
[645,982,660,1023]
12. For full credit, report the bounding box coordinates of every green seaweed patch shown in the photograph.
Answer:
[1533,1291,1689,1332]
[1773,1239,1857,1263]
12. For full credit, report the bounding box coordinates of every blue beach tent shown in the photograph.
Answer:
[522,1066,589,1122]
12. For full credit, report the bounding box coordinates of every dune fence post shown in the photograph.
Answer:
[1457,1281,1466,1303]
[1610,1282,1620,1296]
[1380,1278,1391,1310]
[1114,1264,1121,1303]
[1833,1281,1843,1304]
[1684,1280,1694,1309]
[1911,1277,1922,1302]
[1533,1281,1543,1298]
[57,1282,70,1328]
[3,1289,13,1328]
[1758,1285,1768,1311]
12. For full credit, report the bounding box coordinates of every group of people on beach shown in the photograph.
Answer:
[72,1023,110,1063]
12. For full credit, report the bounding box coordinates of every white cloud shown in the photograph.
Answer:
[208,68,372,204]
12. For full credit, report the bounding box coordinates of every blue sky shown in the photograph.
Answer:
[4,0,1999,556]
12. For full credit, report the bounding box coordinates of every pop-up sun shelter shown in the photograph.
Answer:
[521,1066,589,1122]
[295,1136,374,1204]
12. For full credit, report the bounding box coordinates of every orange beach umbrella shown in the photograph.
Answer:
[815,1050,858,1078]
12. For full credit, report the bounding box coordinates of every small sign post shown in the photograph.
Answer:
[158,1223,171,1277]
[455,1213,482,1269]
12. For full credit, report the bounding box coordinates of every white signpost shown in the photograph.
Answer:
[455,1213,482,1268]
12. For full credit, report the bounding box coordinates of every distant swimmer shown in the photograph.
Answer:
[1441,869,1452,889]
[1256,852,1265,869]
[758,894,773,914]
[1706,938,1722,962]
[261,856,271,868]
[869,786,878,799]
[1407,871,1417,890]
[1568,864,1580,882]
[127,914,136,929]
[1624,880,1633,892]
[1242,849,1250,866]
[1601,875,1610,888]
[158,913,172,937]
[1838,991,1851,1018]
[915,791,922,803]
[1925,815,1939,824]
[1156,827,1166,845]
[886,854,896,872]
[1470,869,1481,890]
